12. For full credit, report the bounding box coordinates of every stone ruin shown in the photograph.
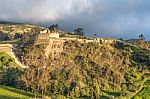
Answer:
[36,28,60,44]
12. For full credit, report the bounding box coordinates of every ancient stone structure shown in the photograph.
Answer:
[34,28,117,57]
[0,44,13,53]
[36,33,50,44]
[49,33,59,38]
[36,28,60,44]
[40,28,51,34]
[93,38,115,44]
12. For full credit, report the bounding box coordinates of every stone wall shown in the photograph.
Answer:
[36,32,60,44]
[40,29,50,34]
[0,44,13,53]
[44,37,116,57]
[60,37,115,44]
[49,33,59,38]
[35,33,50,44]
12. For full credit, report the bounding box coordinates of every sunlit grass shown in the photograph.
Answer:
[0,85,33,99]
[133,87,150,99]
[0,39,20,44]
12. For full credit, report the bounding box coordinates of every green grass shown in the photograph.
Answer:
[0,52,20,70]
[132,87,150,99]
[0,85,33,99]
[0,39,20,44]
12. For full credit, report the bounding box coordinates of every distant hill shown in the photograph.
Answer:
[0,21,20,25]
[0,22,44,41]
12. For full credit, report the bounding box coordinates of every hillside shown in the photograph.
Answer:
[20,39,150,98]
[0,23,149,98]
[0,52,20,71]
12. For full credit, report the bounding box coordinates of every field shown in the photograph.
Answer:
[0,85,33,99]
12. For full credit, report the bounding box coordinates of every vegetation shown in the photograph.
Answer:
[0,24,149,98]
[16,40,149,98]
[0,39,20,44]
[74,27,85,36]
[0,52,19,71]
[132,87,150,99]
[21,45,50,98]
[0,23,42,42]
[48,24,59,32]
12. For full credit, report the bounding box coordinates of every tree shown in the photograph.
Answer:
[21,46,50,98]
[49,24,59,33]
[119,38,123,41]
[92,78,100,98]
[0,31,9,41]
[94,33,97,37]
[14,33,22,39]
[0,67,22,88]
[138,34,145,41]
[74,28,84,36]
[22,65,50,98]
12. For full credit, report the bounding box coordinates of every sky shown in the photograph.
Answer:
[0,0,150,40]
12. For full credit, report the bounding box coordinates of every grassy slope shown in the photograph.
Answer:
[0,52,33,99]
[0,52,20,70]
[0,85,33,99]
[132,87,150,99]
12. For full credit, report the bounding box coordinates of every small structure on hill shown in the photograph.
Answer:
[36,27,60,44]
[39,28,59,38]
[40,28,50,34]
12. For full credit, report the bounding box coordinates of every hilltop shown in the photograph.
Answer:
[0,23,43,42]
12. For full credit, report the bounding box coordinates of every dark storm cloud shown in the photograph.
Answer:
[0,0,150,40]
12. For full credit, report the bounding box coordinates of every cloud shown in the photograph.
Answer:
[0,0,150,40]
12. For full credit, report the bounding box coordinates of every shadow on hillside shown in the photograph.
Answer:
[114,41,150,68]
[100,96,109,99]
[0,86,33,97]
[0,95,20,99]
[102,90,121,97]
[23,34,38,46]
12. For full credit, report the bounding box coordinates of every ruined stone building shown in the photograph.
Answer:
[36,28,60,44]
